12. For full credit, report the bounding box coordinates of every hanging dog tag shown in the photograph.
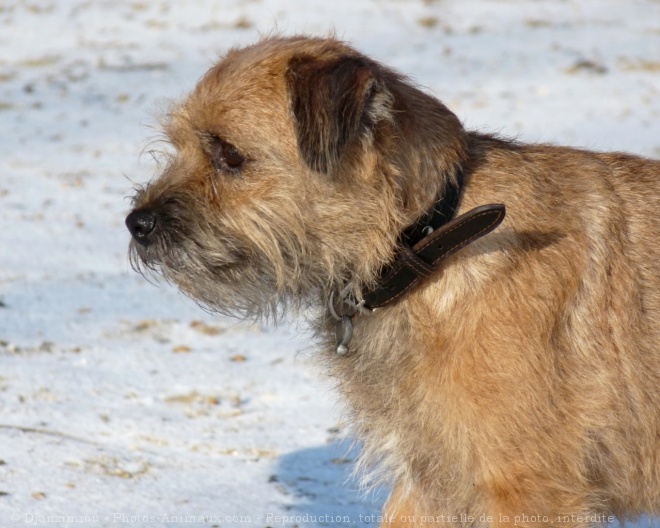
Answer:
[335,316,353,356]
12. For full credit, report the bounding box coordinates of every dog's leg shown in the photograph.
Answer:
[381,482,598,527]
[486,489,596,528]
[379,483,443,527]
[380,483,419,527]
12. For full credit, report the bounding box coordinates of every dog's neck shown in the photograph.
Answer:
[400,168,465,253]
[328,168,506,355]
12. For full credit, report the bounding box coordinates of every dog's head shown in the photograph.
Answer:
[126,36,467,318]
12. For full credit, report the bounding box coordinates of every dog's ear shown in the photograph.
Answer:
[286,54,390,175]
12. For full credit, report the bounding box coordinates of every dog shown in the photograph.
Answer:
[126,36,660,527]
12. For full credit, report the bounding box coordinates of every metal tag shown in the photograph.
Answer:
[335,316,353,356]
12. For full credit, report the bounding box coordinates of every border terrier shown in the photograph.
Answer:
[126,36,660,527]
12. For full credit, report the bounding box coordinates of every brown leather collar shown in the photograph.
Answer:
[361,170,506,309]
[330,172,505,355]
[362,202,506,309]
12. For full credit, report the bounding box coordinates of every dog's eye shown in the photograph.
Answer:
[223,143,245,169]
[209,136,246,172]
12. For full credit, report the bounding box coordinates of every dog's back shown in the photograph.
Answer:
[459,137,660,517]
[602,152,660,322]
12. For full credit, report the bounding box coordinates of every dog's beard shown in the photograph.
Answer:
[127,203,327,321]
[132,247,278,319]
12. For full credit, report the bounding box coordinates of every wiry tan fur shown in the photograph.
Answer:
[127,36,660,527]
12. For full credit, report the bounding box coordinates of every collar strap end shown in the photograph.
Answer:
[363,203,506,309]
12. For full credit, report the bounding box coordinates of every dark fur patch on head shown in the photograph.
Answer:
[286,54,384,175]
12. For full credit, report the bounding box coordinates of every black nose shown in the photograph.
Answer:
[125,210,157,246]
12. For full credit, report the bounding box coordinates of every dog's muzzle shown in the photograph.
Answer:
[125,209,157,246]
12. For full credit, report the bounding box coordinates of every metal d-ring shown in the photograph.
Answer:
[328,290,342,321]
[328,285,378,356]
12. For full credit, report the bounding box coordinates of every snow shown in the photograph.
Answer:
[0,0,658,526]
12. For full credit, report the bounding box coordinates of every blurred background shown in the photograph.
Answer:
[0,1,658,526]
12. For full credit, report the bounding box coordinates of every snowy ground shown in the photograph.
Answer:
[0,1,659,527]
